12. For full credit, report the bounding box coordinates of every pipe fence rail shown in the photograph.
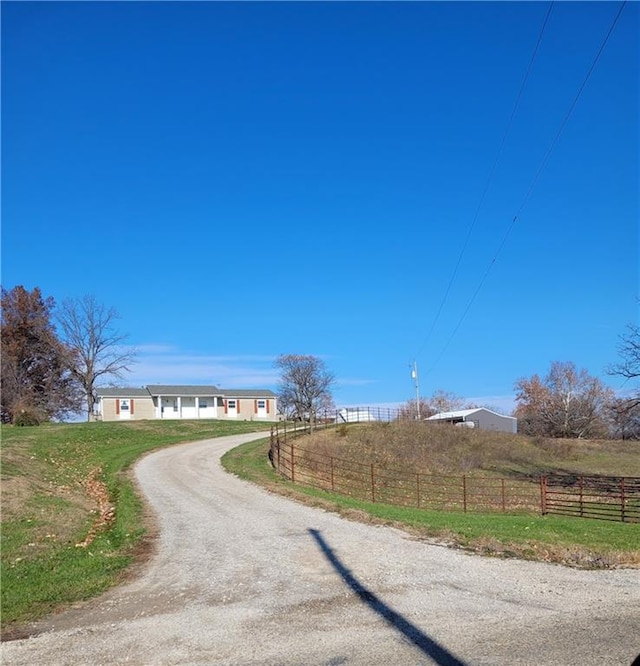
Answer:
[541,474,640,522]
[269,425,640,523]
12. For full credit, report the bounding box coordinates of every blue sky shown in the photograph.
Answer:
[2,1,638,415]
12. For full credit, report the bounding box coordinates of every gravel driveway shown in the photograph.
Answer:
[3,432,639,666]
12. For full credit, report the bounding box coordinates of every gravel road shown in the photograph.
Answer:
[3,432,639,666]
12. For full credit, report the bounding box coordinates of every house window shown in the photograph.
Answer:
[228,400,237,409]
[257,400,266,409]
[200,400,207,409]
[120,400,130,411]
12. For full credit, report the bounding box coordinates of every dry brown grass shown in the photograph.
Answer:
[296,422,640,479]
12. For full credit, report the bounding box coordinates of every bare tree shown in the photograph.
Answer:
[398,390,466,421]
[57,295,136,421]
[607,398,640,440]
[514,361,613,438]
[605,323,640,439]
[608,322,640,407]
[428,389,466,414]
[398,397,433,420]
[275,354,334,428]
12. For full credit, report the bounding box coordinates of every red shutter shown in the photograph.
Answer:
[254,400,258,413]
[224,400,228,414]
[266,400,270,414]
[115,399,120,415]
[237,400,241,414]
[130,399,135,415]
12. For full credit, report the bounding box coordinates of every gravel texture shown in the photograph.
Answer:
[3,432,639,666]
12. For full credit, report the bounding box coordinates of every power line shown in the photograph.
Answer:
[414,1,555,361]
[424,1,628,378]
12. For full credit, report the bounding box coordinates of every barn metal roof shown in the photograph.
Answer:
[427,408,516,420]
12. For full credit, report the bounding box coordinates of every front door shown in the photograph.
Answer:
[118,399,131,419]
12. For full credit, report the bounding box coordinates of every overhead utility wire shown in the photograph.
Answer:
[424,0,628,377]
[414,1,555,362]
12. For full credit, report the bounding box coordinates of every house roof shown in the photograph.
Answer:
[146,385,220,396]
[96,387,151,398]
[427,408,516,421]
[219,388,276,398]
[97,385,277,399]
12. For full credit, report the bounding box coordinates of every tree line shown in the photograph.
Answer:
[277,344,640,440]
[276,340,639,440]
[396,338,639,440]
[513,358,638,439]
[3,284,638,439]
[1,286,134,424]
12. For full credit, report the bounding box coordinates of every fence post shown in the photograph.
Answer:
[579,476,584,517]
[290,440,295,483]
[330,457,335,492]
[462,475,467,513]
[540,476,547,515]
[621,478,626,523]
[371,464,375,503]
[501,478,506,513]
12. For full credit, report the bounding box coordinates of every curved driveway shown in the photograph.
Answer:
[3,432,639,665]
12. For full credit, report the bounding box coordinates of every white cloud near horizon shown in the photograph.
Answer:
[355,395,517,415]
[117,345,519,414]
[465,394,517,415]
[336,377,378,387]
[122,345,280,388]
[125,345,382,393]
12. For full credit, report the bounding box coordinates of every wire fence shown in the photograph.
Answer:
[269,425,640,523]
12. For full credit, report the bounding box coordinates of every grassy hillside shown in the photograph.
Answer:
[299,421,640,477]
[2,419,638,637]
[1,419,270,633]
[222,424,640,571]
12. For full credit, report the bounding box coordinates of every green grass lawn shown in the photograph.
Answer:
[222,436,640,569]
[2,419,639,636]
[1,419,270,631]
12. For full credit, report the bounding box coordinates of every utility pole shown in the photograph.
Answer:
[411,360,420,419]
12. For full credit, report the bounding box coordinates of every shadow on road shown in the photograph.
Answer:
[308,528,467,666]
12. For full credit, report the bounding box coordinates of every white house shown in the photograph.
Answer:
[427,408,517,433]
[95,385,278,422]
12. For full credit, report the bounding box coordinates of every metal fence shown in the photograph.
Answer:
[542,474,640,522]
[269,426,640,523]
[280,407,406,429]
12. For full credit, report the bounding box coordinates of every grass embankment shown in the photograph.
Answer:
[222,424,640,569]
[1,419,269,633]
[303,421,640,478]
[3,419,639,637]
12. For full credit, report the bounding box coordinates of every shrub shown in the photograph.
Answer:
[13,407,44,426]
